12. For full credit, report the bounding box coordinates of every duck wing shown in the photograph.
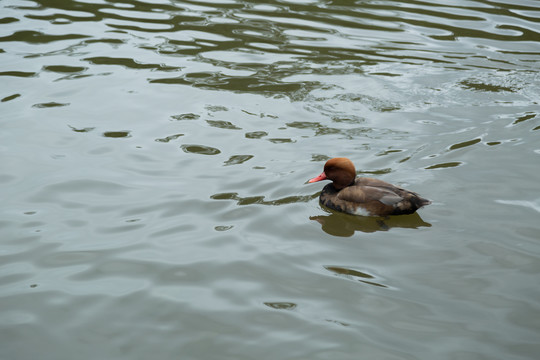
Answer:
[337,185,404,206]
[353,177,430,206]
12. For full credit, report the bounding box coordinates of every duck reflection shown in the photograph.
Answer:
[310,208,431,236]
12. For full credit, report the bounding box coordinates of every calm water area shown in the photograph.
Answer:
[1,0,540,359]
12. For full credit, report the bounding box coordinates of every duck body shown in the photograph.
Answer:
[309,158,431,216]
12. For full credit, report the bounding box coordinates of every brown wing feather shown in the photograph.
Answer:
[337,185,403,206]
[355,177,406,191]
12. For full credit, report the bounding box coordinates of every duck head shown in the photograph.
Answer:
[308,157,356,190]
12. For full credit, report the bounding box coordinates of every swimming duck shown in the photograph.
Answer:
[308,157,431,216]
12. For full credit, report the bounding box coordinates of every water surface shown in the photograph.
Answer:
[1,0,540,359]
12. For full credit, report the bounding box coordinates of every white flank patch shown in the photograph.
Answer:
[354,207,372,216]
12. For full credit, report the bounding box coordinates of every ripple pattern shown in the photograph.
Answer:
[2,1,540,360]
[1,0,539,97]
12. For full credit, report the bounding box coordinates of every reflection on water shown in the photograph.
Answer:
[2,0,540,359]
[103,130,131,138]
[311,210,431,236]
[264,301,297,310]
[1,0,538,99]
[324,265,388,288]
[211,191,319,206]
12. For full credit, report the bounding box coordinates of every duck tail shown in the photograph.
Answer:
[416,196,432,208]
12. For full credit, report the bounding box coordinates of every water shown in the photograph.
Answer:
[1,0,540,359]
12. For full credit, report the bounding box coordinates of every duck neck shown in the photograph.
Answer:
[333,179,355,190]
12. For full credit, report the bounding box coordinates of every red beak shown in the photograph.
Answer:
[308,172,327,183]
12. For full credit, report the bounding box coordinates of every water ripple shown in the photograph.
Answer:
[2,0,537,97]
[2,1,540,359]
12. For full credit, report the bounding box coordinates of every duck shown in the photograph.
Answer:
[308,157,431,216]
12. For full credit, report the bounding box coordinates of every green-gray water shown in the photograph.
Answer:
[1,0,540,359]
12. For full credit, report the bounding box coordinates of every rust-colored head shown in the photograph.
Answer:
[308,157,356,189]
